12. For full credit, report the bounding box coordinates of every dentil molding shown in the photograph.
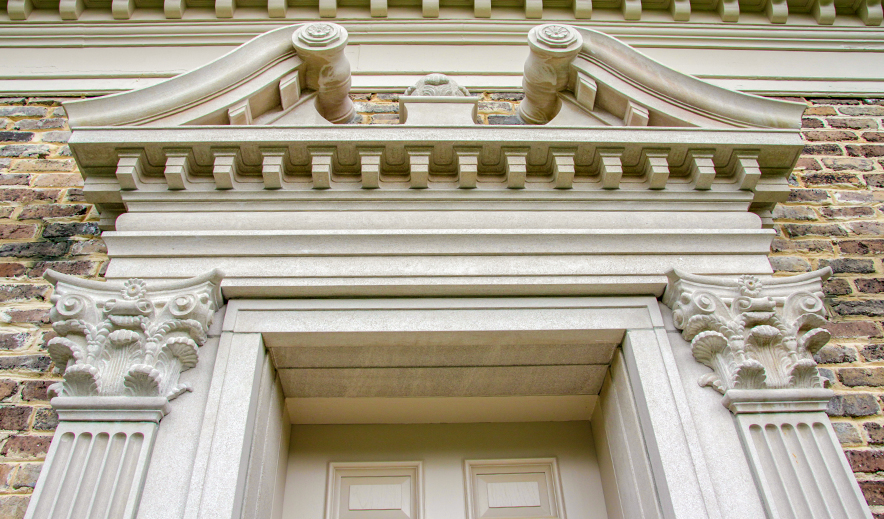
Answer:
[663,268,834,406]
[43,269,223,403]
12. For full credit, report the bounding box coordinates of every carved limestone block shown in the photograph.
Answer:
[663,268,832,398]
[44,270,223,403]
[291,23,355,124]
[519,25,583,125]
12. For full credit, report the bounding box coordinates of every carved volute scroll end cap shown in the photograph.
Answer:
[292,22,348,52]
[721,388,834,415]
[404,74,471,97]
[528,24,583,56]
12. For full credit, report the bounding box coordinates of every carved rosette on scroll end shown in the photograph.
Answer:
[663,268,835,414]
[43,269,223,418]
[291,22,355,125]
[519,24,583,125]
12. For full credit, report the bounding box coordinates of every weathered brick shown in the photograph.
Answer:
[820,206,876,219]
[833,300,884,317]
[0,241,70,258]
[354,102,398,114]
[41,131,70,143]
[0,435,51,459]
[0,224,37,239]
[863,132,884,143]
[488,115,524,125]
[0,463,11,490]
[865,344,884,360]
[770,238,833,253]
[828,321,881,338]
[818,367,836,387]
[0,263,28,278]
[70,239,106,255]
[490,93,524,101]
[10,159,76,173]
[839,240,884,254]
[0,173,29,185]
[788,189,829,202]
[858,279,884,293]
[803,130,858,142]
[840,367,884,387]
[30,173,83,187]
[782,223,847,237]
[0,284,50,303]
[0,97,25,105]
[33,407,57,430]
[13,118,65,130]
[28,259,98,277]
[0,131,34,142]
[17,204,88,219]
[815,344,858,363]
[0,495,30,519]
[42,222,100,238]
[0,333,29,350]
[26,97,66,106]
[828,118,878,130]
[801,118,824,129]
[478,101,515,113]
[368,114,398,124]
[51,107,65,118]
[0,406,31,430]
[5,308,50,325]
[838,190,884,203]
[375,93,400,101]
[834,422,863,444]
[64,188,84,202]
[828,393,881,416]
[851,222,884,235]
[0,106,47,117]
[10,463,41,490]
[823,278,852,295]
[847,144,884,158]
[804,105,838,116]
[0,187,58,203]
[21,380,52,401]
[865,174,884,187]
[846,449,884,472]
[768,256,811,272]
[0,355,51,373]
[771,205,817,220]
[819,158,875,172]
[0,144,51,158]
[819,258,876,274]
[803,144,842,155]
[0,379,18,400]
[839,105,884,116]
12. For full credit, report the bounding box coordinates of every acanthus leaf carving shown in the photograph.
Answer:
[44,270,223,402]
[663,268,832,398]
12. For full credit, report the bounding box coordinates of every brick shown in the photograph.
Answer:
[863,132,884,143]
[10,158,76,173]
[866,422,884,444]
[55,145,72,157]
[770,238,833,253]
[13,118,65,130]
[0,355,51,372]
[0,132,34,142]
[40,131,70,143]
[819,258,876,273]
[828,321,881,338]
[0,495,30,519]
[804,106,838,116]
[70,239,107,255]
[0,284,50,303]
[801,118,824,129]
[803,144,842,155]
[0,379,18,400]
[796,157,822,170]
[0,106,47,117]
[0,173,29,185]
[838,240,884,254]
[21,380,52,401]
[478,102,515,113]
[490,93,524,101]
[822,278,852,295]
[0,241,70,258]
[10,463,41,489]
[349,94,371,101]
[847,144,884,158]
[839,105,884,116]
[17,204,88,219]
[788,189,829,202]
[30,173,83,187]
[33,407,57,430]
[815,344,858,363]
[0,435,51,459]
[0,98,26,105]
[0,263,28,277]
[0,463,11,490]
[0,224,37,239]
[5,308,50,325]
[827,393,880,416]
[375,93,400,101]
[28,259,98,277]
[846,449,884,472]
[771,205,817,220]
[820,206,875,219]
[840,367,884,386]
[803,130,858,142]
[865,344,884,360]
[0,144,51,158]
[834,422,863,444]
[818,367,835,387]
[42,221,100,238]
[828,118,879,130]
[819,158,875,172]
[51,107,66,117]
[858,279,884,293]
[0,406,31,430]
[0,187,58,203]
[354,102,398,114]
[782,223,847,237]
[488,115,524,125]
[0,333,29,350]
[851,222,884,235]
[832,300,884,317]
[368,114,398,124]
[63,188,84,202]
[768,256,811,272]
[866,174,884,187]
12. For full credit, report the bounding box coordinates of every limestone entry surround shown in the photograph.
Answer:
[22,21,873,519]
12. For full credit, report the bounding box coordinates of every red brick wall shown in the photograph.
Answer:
[1,94,884,517]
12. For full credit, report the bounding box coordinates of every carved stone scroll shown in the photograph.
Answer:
[518,25,583,125]
[291,23,355,124]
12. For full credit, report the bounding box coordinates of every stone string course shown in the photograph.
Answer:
[1,94,883,517]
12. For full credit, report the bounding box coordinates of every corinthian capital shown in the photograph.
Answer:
[43,270,223,402]
[663,269,833,397]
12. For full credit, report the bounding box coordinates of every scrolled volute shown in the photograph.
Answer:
[663,268,832,398]
[43,270,223,402]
